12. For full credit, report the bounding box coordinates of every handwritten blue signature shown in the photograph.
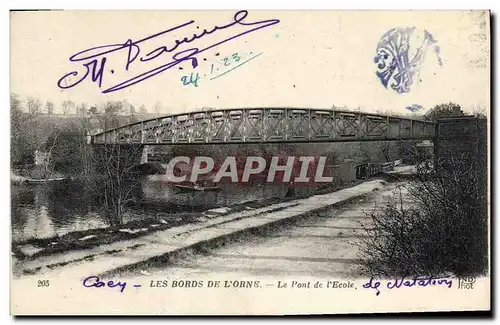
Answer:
[83,275,141,293]
[57,10,279,94]
[363,276,453,296]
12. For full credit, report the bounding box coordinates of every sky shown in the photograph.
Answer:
[10,10,490,116]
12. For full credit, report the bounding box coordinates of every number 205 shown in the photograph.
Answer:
[37,280,50,287]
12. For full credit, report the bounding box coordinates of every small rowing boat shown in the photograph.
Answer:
[24,177,69,185]
[172,182,222,192]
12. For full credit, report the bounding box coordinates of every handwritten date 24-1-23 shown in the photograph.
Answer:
[57,10,279,94]
[181,51,263,87]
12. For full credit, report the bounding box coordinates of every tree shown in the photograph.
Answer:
[61,100,75,115]
[89,144,144,226]
[10,93,23,118]
[46,101,54,115]
[88,106,98,115]
[47,121,87,175]
[104,101,124,115]
[11,94,59,169]
[472,106,487,119]
[11,94,33,164]
[77,102,88,115]
[72,101,144,226]
[396,140,419,164]
[26,97,42,115]
[378,141,398,162]
[121,100,137,115]
[425,102,465,121]
[139,105,147,114]
[153,102,162,115]
[38,129,62,179]
[89,101,127,131]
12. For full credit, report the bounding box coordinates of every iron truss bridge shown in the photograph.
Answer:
[90,108,436,145]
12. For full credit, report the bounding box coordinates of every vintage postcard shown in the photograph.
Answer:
[10,10,490,315]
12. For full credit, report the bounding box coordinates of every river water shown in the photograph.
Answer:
[10,176,297,242]
[11,163,357,242]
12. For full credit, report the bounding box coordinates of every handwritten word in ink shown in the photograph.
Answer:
[210,51,263,81]
[180,51,263,87]
[58,10,279,94]
[82,275,142,293]
[362,276,453,296]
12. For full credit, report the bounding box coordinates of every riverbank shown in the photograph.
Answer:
[13,179,386,277]
[12,179,366,262]
[10,170,73,185]
[10,162,165,185]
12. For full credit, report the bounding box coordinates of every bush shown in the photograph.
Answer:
[358,184,487,277]
[358,118,488,278]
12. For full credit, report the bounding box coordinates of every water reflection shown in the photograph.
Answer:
[141,174,291,207]
[11,177,291,242]
[11,182,108,242]
[11,159,360,243]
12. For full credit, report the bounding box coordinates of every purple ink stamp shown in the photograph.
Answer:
[374,27,442,94]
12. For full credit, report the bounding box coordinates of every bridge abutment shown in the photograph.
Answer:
[434,116,488,272]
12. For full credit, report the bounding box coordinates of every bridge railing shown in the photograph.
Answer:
[90,108,436,145]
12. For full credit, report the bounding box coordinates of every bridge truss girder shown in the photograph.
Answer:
[90,108,436,145]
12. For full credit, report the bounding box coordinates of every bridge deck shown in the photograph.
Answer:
[90,108,436,145]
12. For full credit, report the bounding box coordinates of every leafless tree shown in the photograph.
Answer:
[45,101,54,115]
[472,106,487,119]
[26,97,42,115]
[38,129,62,179]
[61,99,75,115]
[89,144,144,226]
[82,100,145,226]
[153,101,162,115]
[11,94,33,164]
[77,102,88,115]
